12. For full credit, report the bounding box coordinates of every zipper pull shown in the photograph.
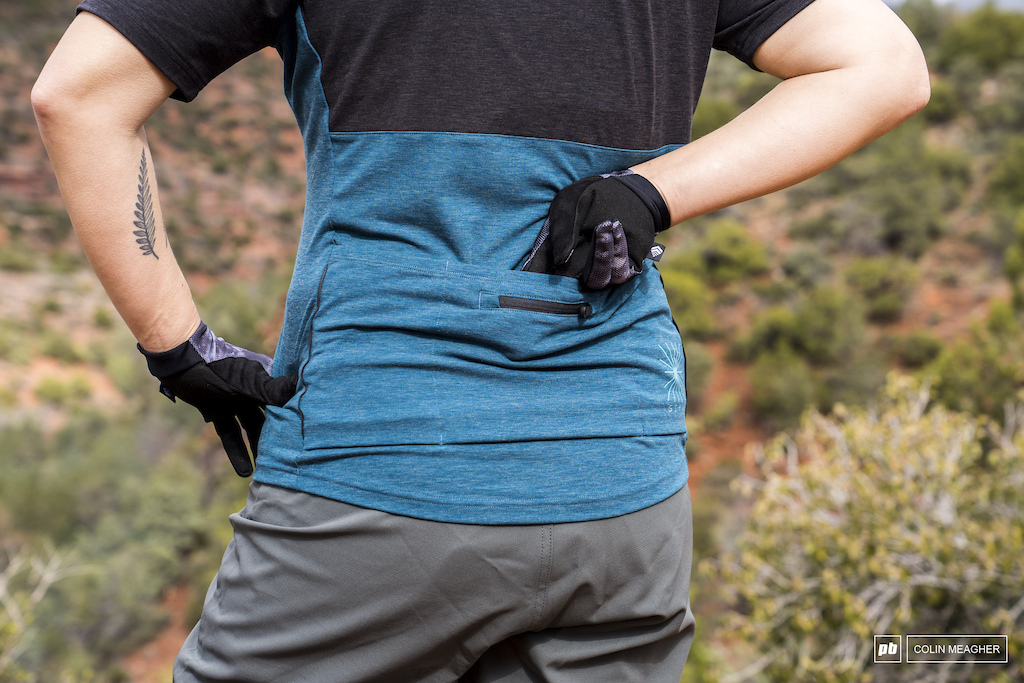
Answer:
[578,303,593,322]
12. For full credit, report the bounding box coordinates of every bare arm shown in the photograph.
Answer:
[32,12,200,352]
[632,0,931,226]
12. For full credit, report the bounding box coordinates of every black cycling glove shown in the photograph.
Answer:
[524,170,670,289]
[138,322,297,477]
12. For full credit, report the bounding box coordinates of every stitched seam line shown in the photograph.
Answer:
[297,264,329,441]
[531,525,554,631]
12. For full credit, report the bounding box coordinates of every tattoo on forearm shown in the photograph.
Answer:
[133,149,159,259]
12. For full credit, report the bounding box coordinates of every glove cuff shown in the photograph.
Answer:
[609,172,671,232]
[137,323,207,379]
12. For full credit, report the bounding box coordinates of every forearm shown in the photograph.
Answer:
[635,0,930,227]
[39,121,199,351]
[633,68,925,225]
[33,12,200,352]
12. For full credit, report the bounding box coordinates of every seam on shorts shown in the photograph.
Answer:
[530,525,554,631]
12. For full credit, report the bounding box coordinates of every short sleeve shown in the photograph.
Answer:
[714,0,816,67]
[77,0,296,101]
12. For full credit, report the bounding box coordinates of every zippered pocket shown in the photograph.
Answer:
[292,250,685,451]
[497,295,593,321]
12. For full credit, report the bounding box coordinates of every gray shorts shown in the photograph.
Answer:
[174,482,695,682]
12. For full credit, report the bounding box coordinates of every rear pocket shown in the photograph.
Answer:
[297,250,673,450]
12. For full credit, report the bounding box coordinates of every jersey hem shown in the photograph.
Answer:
[252,464,690,525]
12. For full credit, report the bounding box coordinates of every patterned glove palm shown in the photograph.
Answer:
[524,170,670,289]
[139,323,297,477]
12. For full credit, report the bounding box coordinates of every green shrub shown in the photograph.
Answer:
[103,330,151,396]
[888,331,944,368]
[710,375,1024,683]
[676,219,769,286]
[844,256,917,322]
[975,61,1024,133]
[0,319,29,363]
[938,268,959,287]
[792,285,864,366]
[1003,209,1024,310]
[922,78,960,124]
[661,267,718,340]
[702,390,738,432]
[731,286,864,367]
[938,3,1024,73]
[34,375,91,406]
[930,146,974,210]
[48,249,84,274]
[788,211,849,250]
[0,406,250,680]
[990,136,1024,207]
[752,278,797,305]
[93,306,116,329]
[815,347,888,413]
[794,123,969,258]
[729,305,799,363]
[781,244,832,289]
[40,330,85,364]
[749,344,816,428]
[34,377,70,405]
[37,295,62,315]
[683,341,714,410]
[947,56,985,116]
[927,301,1024,422]
[198,274,290,354]
[898,0,956,62]
[0,241,37,272]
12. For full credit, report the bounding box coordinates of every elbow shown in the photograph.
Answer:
[899,61,931,121]
[32,70,120,147]
[31,73,72,139]
[31,79,56,131]
[885,37,932,124]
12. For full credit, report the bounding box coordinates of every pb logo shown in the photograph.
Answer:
[874,635,902,663]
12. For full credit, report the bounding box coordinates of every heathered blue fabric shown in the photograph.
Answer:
[253,8,689,523]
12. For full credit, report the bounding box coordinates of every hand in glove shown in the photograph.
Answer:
[524,170,670,289]
[139,322,297,477]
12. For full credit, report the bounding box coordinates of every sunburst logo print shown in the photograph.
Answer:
[658,344,686,409]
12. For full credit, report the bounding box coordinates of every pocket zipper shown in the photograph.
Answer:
[498,295,593,321]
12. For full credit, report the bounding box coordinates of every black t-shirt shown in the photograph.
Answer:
[78,0,814,148]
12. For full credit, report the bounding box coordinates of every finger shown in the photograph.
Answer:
[212,416,254,477]
[608,222,636,285]
[584,221,617,289]
[237,405,266,463]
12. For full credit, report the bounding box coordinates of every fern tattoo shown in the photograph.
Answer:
[133,149,159,259]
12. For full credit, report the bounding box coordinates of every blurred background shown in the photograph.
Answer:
[1,1,1023,681]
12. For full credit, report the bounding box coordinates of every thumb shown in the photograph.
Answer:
[264,373,298,406]
[207,357,296,405]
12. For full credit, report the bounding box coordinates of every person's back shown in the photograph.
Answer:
[32,0,930,679]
